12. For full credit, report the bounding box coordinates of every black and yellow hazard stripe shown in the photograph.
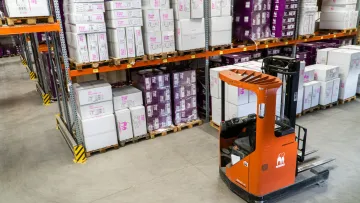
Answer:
[42,93,51,106]
[29,71,36,80]
[73,145,87,164]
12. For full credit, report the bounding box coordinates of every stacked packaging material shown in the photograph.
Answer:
[142,0,175,55]
[2,0,50,17]
[172,70,198,125]
[221,53,251,65]
[74,80,117,152]
[105,0,144,59]
[301,66,321,111]
[209,0,232,46]
[233,0,272,41]
[173,0,205,50]
[297,41,340,65]
[133,69,173,132]
[305,64,340,106]
[298,0,318,35]
[113,86,147,142]
[327,48,360,100]
[271,0,298,38]
[338,45,360,94]
[64,0,108,63]
[320,0,358,30]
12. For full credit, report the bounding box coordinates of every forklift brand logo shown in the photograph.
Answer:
[276,152,285,168]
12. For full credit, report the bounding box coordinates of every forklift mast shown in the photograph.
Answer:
[261,56,300,128]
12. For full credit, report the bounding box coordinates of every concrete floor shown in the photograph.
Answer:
[1,58,360,203]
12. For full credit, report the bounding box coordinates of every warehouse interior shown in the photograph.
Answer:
[1,59,360,202]
[2,0,360,202]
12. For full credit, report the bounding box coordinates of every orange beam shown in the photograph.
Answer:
[69,31,357,78]
[38,44,49,52]
[0,22,61,35]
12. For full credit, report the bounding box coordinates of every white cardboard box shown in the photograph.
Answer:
[310,81,321,107]
[209,16,232,46]
[297,88,304,114]
[210,66,236,98]
[210,0,221,17]
[113,86,143,111]
[4,0,50,17]
[211,96,221,124]
[66,3,105,13]
[74,80,112,106]
[332,78,341,102]
[115,109,134,141]
[69,47,90,63]
[80,114,116,138]
[105,0,141,10]
[226,83,249,105]
[160,9,175,31]
[66,23,106,34]
[221,0,231,16]
[322,0,356,5]
[144,31,163,54]
[172,0,191,19]
[304,67,315,83]
[303,83,313,110]
[130,106,148,137]
[307,64,339,81]
[142,0,170,9]
[107,28,128,58]
[105,9,142,19]
[134,27,145,56]
[66,32,88,49]
[175,19,205,51]
[319,80,334,105]
[162,31,175,52]
[338,74,358,100]
[249,90,257,103]
[299,61,306,88]
[321,4,356,12]
[84,131,118,152]
[78,100,114,119]
[66,13,105,24]
[316,48,337,64]
[106,18,143,28]
[327,49,360,78]
[126,27,136,57]
[97,33,109,61]
[191,0,204,18]
[226,102,257,120]
[142,9,161,32]
[87,33,100,62]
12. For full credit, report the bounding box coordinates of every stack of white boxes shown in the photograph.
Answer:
[298,0,318,35]
[172,0,206,50]
[113,86,147,142]
[74,80,117,152]
[209,0,232,46]
[327,48,360,100]
[64,0,108,63]
[306,64,340,106]
[302,67,321,111]
[105,0,144,59]
[296,61,306,115]
[142,0,175,55]
[339,45,360,94]
[319,0,358,30]
[4,0,50,17]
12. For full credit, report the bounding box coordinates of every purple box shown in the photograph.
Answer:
[147,115,173,131]
[173,84,197,100]
[172,70,196,87]
[174,96,197,112]
[146,102,172,118]
[144,87,171,105]
[251,51,262,59]
[134,70,171,91]
[285,2,298,9]
[233,25,264,41]
[296,52,308,61]
[221,53,251,65]
[234,0,264,13]
[174,108,199,125]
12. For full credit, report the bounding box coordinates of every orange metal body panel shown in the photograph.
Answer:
[219,70,298,196]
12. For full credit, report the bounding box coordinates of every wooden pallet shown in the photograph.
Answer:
[178,48,206,56]
[3,16,54,26]
[302,106,320,115]
[69,58,111,70]
[210,44,232,51]
[234,38,279,47]
[177,119,203,131]
[209,120,220,131]
[119,134,150,147]
[280,37,295,42]
[85,144,119,157]
[339,96,356,104]
[320,101,339,110]
[147,51,178,60]
[317,28,357,35]
[298,34,315,40]
[111,55,146,66]
[149,125,177,139]
[296,113,302,118]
